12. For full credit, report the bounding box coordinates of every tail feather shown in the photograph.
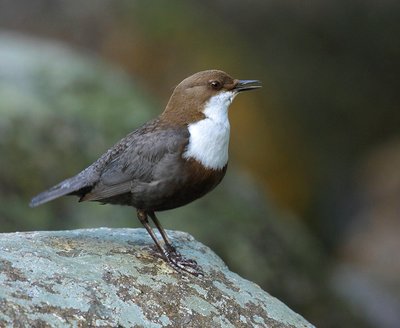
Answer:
[29,175,92,207]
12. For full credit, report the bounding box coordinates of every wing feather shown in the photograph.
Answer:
[80,123,189,202]
[30,118,189,206]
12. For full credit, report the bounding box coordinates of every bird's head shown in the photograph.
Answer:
[162,70,261,125]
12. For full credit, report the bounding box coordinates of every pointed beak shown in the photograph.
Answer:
[234,79,262,92]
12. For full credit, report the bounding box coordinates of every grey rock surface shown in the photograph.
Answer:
[0,228,314,327]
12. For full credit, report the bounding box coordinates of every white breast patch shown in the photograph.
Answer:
[183,91,236,170]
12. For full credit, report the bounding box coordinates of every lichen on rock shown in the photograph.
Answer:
[0,228,313,327]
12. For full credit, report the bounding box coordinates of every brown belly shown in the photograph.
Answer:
[97,160,227,211]
[152,165,227,211]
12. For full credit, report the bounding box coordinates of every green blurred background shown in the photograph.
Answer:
[1,1,399,327]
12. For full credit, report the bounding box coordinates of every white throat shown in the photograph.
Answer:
[183,91,236,169]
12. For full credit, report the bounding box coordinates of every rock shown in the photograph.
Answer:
[0,228,313,327]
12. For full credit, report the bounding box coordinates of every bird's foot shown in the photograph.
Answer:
[164,244,203,277]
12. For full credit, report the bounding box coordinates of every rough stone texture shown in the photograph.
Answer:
[0,228,314,327]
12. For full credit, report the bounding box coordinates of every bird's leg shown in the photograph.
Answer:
[148,211,202,275]
[137,209,202,276]
[147,211,175,253]
[136,209,169,259]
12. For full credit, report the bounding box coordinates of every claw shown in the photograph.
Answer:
[166,248,204,277]
[137,209,204,276]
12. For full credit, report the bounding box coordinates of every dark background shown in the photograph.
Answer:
[1,1,399,327]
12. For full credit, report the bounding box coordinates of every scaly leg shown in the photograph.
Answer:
[137,209,202,276]
[147,211,175,253]
[137,209,168,259]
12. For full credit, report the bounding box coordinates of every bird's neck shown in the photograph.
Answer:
[161,90,206,126]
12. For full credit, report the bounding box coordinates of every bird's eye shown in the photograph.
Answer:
[210,80,222,90]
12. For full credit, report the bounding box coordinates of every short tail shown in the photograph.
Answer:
[30,174,91,207]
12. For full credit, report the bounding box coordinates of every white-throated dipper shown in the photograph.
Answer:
[30,70,261,275]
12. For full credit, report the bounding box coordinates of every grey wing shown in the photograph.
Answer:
[81,125,189,202]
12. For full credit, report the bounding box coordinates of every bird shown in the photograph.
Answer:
[30,69,261,275]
